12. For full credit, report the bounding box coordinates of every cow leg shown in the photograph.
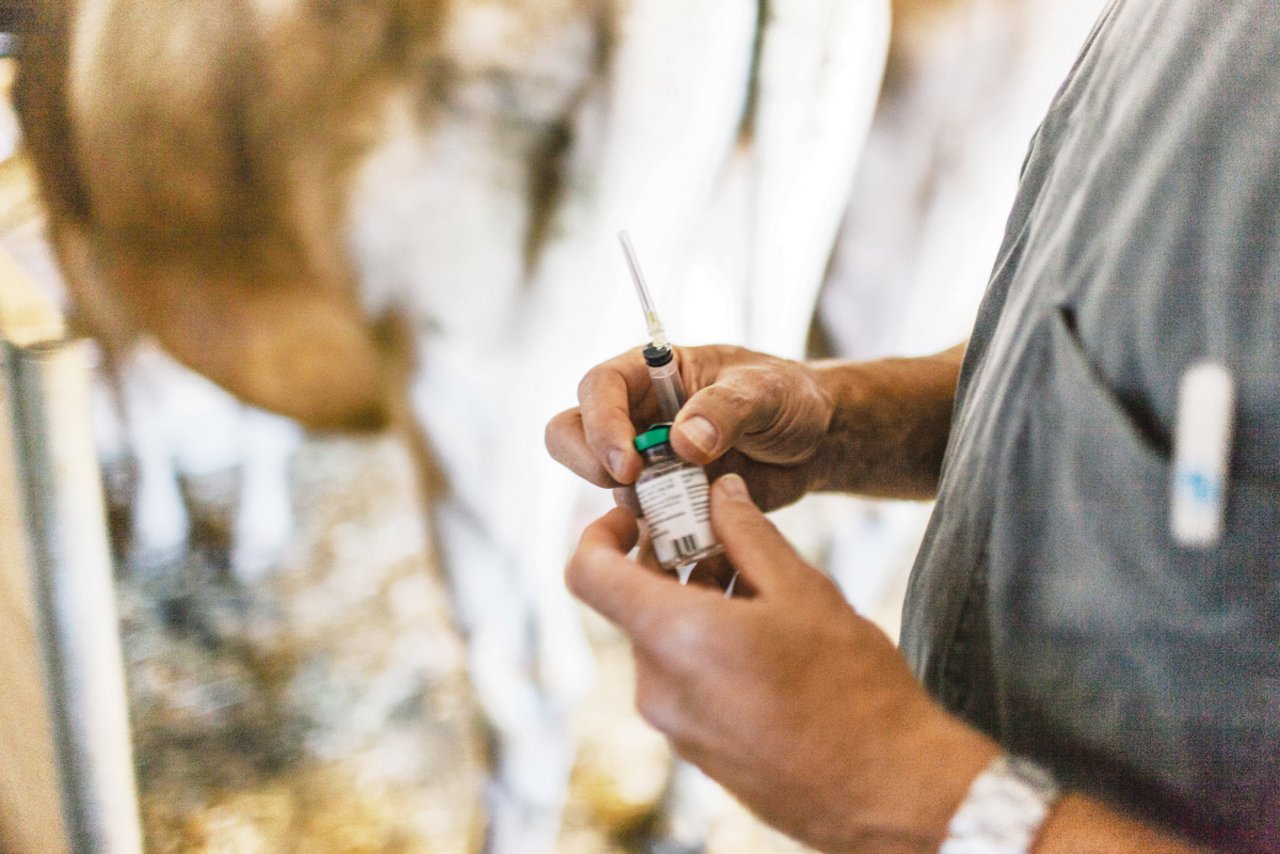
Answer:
[103,340,301,581]
[226,408,301,584]
[111,342,191,572]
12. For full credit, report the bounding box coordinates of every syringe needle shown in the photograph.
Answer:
[617,230,686,420]
[618,230,668,350]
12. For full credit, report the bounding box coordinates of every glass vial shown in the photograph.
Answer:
[633,424,723,570]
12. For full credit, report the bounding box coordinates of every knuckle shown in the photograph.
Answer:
[543,410,571,454]
[564,544,606,600]
[563,555,588,599]
[654,612,712,668]
[577,352,637,405]
[760,367,788,400]
[708,380,754,420]
[742,363,783,398]
[576,365,605,402]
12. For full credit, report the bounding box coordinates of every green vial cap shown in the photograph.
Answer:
[633,424,673,452]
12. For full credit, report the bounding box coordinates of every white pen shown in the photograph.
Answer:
[1170,361,1236,548]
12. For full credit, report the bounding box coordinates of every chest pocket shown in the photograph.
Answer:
[984,305,1280,851]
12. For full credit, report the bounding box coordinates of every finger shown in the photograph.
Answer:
[633,521,686,582]
[568,507,729,643]
[634,530,675,578]
[704,450,814,514]
[546,408,618,488]
[577,353,656,483]
[708,474,808,596]
[670,367,785,465]
[612,485,642,515]
[685,552,753,597]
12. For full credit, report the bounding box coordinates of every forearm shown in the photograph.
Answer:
[874,726,1206,854]
[809,342,965,499]
[1033,796,1207,853]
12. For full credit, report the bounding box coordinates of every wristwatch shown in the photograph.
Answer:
[939,754,1062,854]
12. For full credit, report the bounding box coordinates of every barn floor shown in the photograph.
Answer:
[110,431,811,853]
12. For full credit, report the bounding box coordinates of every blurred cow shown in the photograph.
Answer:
[13,0,890,849]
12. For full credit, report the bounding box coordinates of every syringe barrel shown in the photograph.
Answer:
[644,345,687,421]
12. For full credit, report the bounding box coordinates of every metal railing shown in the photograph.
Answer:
[0,251,142,854]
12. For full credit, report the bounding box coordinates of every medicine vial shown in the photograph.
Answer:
[633,424,723,570]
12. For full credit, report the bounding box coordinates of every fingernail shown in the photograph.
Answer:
[607,449,626,480]
[679,416,719,455]
[717,473,748,500]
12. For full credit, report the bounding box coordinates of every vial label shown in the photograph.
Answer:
[634,466,717,568]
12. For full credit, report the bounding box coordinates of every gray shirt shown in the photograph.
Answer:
[900,1,1280,849]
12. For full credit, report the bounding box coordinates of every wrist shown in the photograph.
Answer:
[794,358,844,495]
[898,711,1004,851]
[822,707,1000,854]
[805,358,869,494]
[806,348,963,499]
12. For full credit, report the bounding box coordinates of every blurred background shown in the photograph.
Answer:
[0,0,1108,851]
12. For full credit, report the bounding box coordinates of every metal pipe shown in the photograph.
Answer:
[5,337,143,854]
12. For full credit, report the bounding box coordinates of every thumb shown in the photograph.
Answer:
[710,474,807,596]
[671,362,829,468]
[671,368,788,465]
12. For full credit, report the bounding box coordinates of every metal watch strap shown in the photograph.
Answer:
[939,754,1062,854]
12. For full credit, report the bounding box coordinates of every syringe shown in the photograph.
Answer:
[618,231,687,421]
[620,231,737,596]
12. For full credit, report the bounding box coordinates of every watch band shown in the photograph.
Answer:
[939,754,1062,854]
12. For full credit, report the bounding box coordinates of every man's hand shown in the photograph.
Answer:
[546,342,968,507]
[567,473,999,853]
[546,345,835,512]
